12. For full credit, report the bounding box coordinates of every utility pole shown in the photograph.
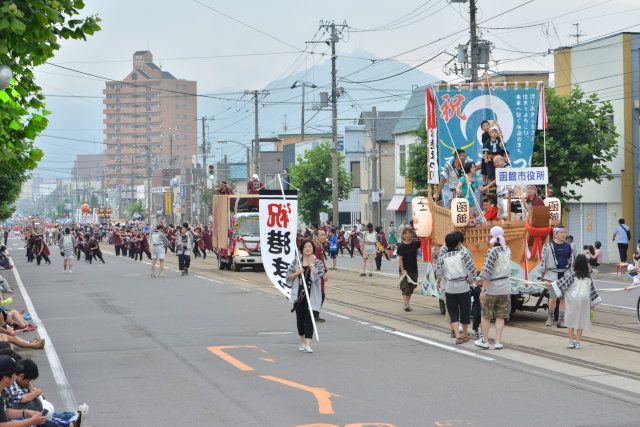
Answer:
[244,89,269,178]
[199,116,214,224]
[146,148,152,222]
[469,0,478,83]
[309,20,347,224]
[291,81,317,144]
[130,148,135,212]
[371,107,379,226]
[117,155,123,219]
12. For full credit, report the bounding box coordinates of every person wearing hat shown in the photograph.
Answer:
[247,174,264,210]
[482,124,506,183]
[540,226,575,328]
[0,355,47,426]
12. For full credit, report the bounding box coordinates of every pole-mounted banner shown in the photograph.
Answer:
[425,87,439,184]
[259,190,298,298]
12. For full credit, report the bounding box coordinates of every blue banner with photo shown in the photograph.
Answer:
[435,87,539,173]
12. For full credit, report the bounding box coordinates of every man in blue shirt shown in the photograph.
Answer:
[612,218,631,263]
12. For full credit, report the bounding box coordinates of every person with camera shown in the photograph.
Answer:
[175,225,193,276]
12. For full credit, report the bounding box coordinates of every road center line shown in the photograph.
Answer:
[9,258,77,410]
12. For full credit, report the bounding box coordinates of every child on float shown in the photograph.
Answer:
[549,254,601,349]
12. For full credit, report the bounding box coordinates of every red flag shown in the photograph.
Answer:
[425,87,437,129]
[537,84,547,130]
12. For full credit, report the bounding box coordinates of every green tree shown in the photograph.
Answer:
[404,120,432,195]
[0,1,101,220]
[127,201,145,219]
[289,142,352,223]
[533,87,618,206]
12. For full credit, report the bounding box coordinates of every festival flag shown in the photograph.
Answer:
[259,190,298,298]
[425,87,439,184]
[537,84,547,130]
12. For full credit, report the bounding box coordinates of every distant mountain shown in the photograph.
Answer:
[200,48,440,160]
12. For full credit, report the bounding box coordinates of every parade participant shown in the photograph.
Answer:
[436,149,466,206]
[25,231,35,263]
[521,185,545,220]
[328,228,338,270]
[612,218,630,263]
[286,239,325,353]
[337,229,347,256]
[313,229,328,323]
[361,223,376,277]
[0,327,45,350]
[492,155,519,218]
[247,174,264,211]
[348,225,362,258]
[196,227,208,259]
[150,225,170,278]
[202,226,213,254]
[217,181,232,195]
[397,227,420,312]
[540,226,574,328]
[387,221,397,254]
[590,241,603,272]
[192,228,203,259]
[175,226,193,276]
[139,230,151,261]
[2,229,7,246]
[475,226,512,350]
[436,232,477,344]
[483,125,505,181]
[482,196,498,222]
[456,162,493,216]
[112,224,124,256]
[33,236,50,266]
[58,228,76,274]
[88,236,105,264]
[374,226,389,271]
[550,254,602,349]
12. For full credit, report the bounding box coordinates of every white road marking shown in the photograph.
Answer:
[324,311,350,320]
[600,303,636,311]
[257,331,294,335]
[390,331,495,362]
[9,258,77,410]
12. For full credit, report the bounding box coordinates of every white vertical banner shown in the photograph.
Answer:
[425,87,439,184]
[427,127,439,184]
[259,191,298,298]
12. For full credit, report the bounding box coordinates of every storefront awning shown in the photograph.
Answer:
[386,195,406,211]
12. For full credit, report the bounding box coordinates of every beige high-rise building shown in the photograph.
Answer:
[102,51,197,188]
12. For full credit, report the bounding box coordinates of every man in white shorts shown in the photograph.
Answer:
[58,228,77,273]
[150,225,170,278]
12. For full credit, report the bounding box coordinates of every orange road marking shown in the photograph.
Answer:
[259,358,275,362]
[207,345,268,371]
[294,424,338,427]
[260,375,342,414]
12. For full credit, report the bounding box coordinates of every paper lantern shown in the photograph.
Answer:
[411,196,432,238]
[450,198,470,227]
[544,197,561,225]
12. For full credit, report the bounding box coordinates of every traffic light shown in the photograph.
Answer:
[208,164,215,180]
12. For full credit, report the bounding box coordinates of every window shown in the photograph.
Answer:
[351,161,361,187]
[176,114,180,119]
[183,85,187,90]
[176,104,179,110]
[183,155,188,160]
[183,124,187,130]
[399,145,406,177]
[175,84,179,89]
[183,104,187,110]
[176,124,180,130]
[183,135,187,140]
[183,95,187,100]
[175,95,179,99]
[183,114,187,120]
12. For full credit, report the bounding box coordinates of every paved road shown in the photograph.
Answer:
[4,237,640,426]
